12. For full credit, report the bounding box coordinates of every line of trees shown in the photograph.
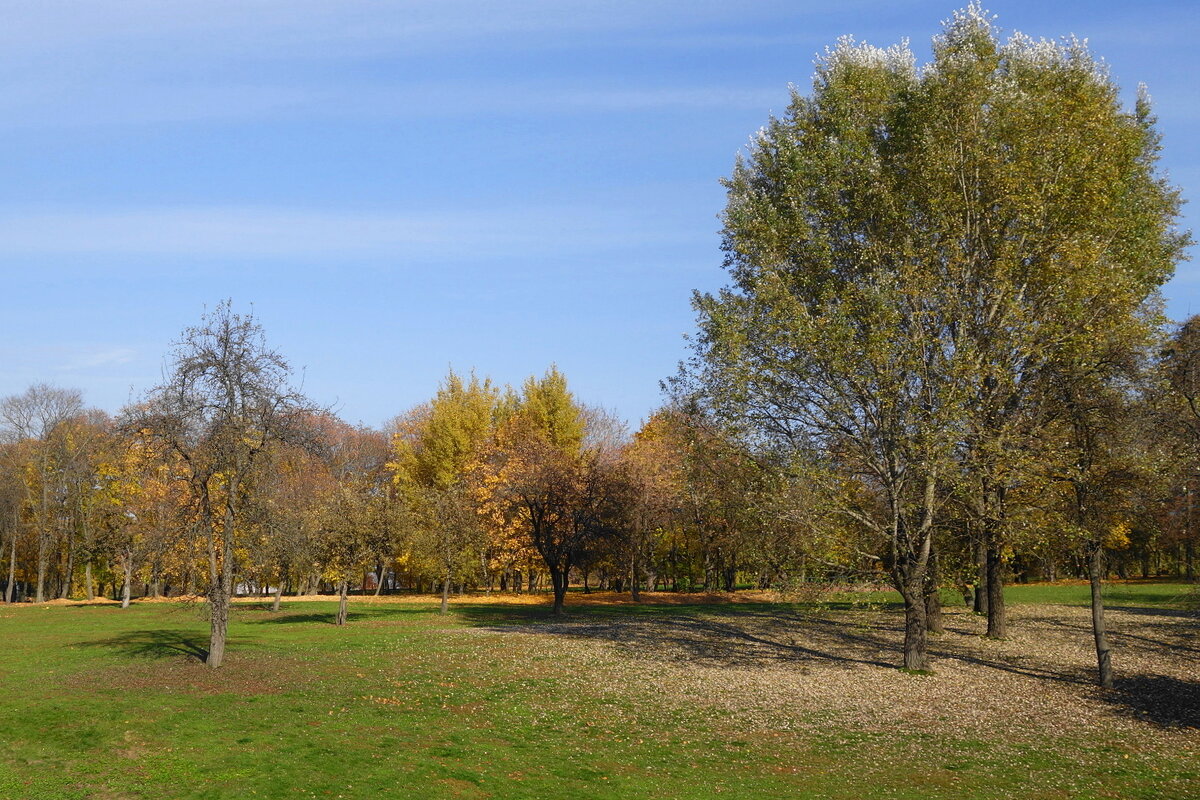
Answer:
[0,9,1193,687]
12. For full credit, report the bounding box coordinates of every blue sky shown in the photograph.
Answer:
[1,0,1196,428]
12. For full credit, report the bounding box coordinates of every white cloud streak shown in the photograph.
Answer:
[0,204,698,260]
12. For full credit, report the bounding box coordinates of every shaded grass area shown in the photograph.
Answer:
[808,580,1198,611]
[0,590,1197,799]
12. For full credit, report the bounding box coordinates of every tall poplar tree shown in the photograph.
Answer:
[689,4,1186,669]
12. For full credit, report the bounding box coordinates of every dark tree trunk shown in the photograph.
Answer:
[550,567,567,615]
[1088,543,1113,688]
[985,540,1006,638]
[897,579,929,671]
[974,539,988,615]
[208,581,229,666]
[207,489,235,668]
[923,548,944,635]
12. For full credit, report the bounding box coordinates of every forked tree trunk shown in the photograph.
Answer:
[1087,543,1113,689]
[336,579,349,626]
[550,567,567,615]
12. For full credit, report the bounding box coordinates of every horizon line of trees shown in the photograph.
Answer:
[2,7,1196,689]
[2,302,1199,667]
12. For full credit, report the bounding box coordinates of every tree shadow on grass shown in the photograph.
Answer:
[456,603,1112,685]
[1100,675,1200,729]
[247,606,436,625]
[76,629,216,662]
[456,603,896,669]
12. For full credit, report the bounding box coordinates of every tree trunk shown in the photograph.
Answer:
[271,583,283,612]
[898,580,929,671]
[207,486,235,668]
[374,562,385,597]
[5,536,16,604]
[974,538,988,615]
[336,579,349,625]
[630,549,642,602]
[550,567,567,615]
[121,556,132,609]
[35,532,48,603]
[60,532,75,599]
[985,540,1006,638]
[1088,543,1113,688]
[440,569,450,615]
[923,548,944,635]
[207,576,229,667]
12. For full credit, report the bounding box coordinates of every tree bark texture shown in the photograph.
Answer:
[1088,543,1113,689]
[985,539,1006,638]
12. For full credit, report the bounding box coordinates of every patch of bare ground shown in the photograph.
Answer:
[64,646,317,697]
[469,603,1200,750]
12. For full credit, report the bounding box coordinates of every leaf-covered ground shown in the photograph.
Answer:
[1,585,1197,799]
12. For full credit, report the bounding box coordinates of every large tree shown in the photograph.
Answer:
[912,9,1186,638]
[130,302,311,667]
[391,370,499,614]
[478,368,622,615]
[687,5,1186,669]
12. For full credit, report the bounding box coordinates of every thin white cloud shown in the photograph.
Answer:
[58,347,137,372]
[0,77,791,129]
[0,204,699,260]
[0,1,815,54]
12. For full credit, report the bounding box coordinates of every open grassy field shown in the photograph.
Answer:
[1,583,1197,799]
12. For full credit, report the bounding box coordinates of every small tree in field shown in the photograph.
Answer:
[131,302,311,667]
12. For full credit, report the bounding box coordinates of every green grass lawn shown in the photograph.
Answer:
[0,589,1196,799]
